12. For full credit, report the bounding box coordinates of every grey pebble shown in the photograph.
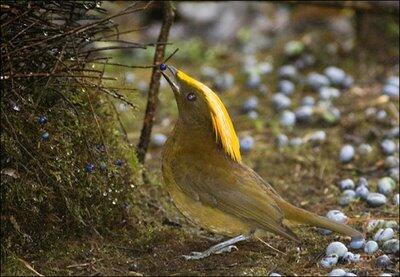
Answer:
[326,210,348,223]
[349,237,365,250]
[307,72,330,91]
[355,185,369,200]
[377,177,396,196]
[382,239,399,254]
[151,133,167,147]
[376,254,391,268]
[326,241,348,257]
[343,251,361,263]
[383,84,399,99]
[394,193,399,205]
[389,167,399,181]
[324,66,347,86]
[280,110,296,127]
[380,139,396,155]
[278,80,295,96]
[367,220,386,232]
[301,96,315,106]
[339,144,355,163]
[339,190,356,206]
[278,65,297,80]
[319,87,340,100]
[309,130,326,144]
[358,143,373,155]
[328,268,346,276]
[364,240,379,254]
[242,96,259,112]
[295,106,313,122]
[374,228,394,242]
[272,93,291,111]
[366,193,387,207]
[338,179,355,191]
[385,156,399,168]
[321,254,339,268]
[275,134,289,148]
[240,136,255,152]
[290,137,303,147]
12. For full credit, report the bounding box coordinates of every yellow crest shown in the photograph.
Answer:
[177,70,242,163]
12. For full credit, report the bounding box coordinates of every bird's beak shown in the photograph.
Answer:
[161,65,180,93]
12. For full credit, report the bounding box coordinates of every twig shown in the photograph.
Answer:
[17,257,44,276]
[137,1,175,163]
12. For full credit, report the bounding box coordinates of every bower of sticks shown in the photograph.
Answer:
[1,1,399,276]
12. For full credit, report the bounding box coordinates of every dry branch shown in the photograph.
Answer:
[137,1,175,163]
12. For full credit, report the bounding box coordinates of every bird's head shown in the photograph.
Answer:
[161,65,241,163]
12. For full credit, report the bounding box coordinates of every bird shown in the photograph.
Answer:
[160,64,363,260]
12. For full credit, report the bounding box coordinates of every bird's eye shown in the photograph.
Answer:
[186,92,197,102]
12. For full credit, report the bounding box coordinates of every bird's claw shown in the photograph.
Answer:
[182,245,238,260]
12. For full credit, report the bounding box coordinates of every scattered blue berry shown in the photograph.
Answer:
[275,133,289,148]
[240,136,254,152]
[355,185,369,200]
[37,115,47,125]
[85,163,95,173]
[339,189,356,206]
[278,65,297,79]
[115,159,124,167]
[41,132,49,141]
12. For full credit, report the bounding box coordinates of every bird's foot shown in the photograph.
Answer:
[182,234,249,260]
[183,245,238,260]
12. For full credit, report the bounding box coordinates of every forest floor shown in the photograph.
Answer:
[2,3,399,276]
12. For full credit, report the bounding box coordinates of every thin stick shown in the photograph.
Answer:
[17,258,44,276]
[136,1,175,163]
[163,47,179,63]
[255,236,287,256]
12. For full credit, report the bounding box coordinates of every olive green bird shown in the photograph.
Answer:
[160,65,362,260]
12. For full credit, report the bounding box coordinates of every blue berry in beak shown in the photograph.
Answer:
[160,63,167,71]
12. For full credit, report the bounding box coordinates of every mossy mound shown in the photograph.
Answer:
[1,1,141,259]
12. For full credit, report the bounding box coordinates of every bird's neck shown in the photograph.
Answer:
[169,118,223,156]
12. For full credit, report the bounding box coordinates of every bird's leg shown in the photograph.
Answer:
[183,234,250,260]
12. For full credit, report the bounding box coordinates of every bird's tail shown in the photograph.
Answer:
[276,199,363,238]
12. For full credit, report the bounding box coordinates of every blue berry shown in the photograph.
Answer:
[115,159,124,167]
[37,115,47,125]
[41,132,49,141]
[85,163,95,173]
[159,63,167,71]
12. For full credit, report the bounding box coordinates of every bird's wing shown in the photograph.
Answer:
[170,156,299,241]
